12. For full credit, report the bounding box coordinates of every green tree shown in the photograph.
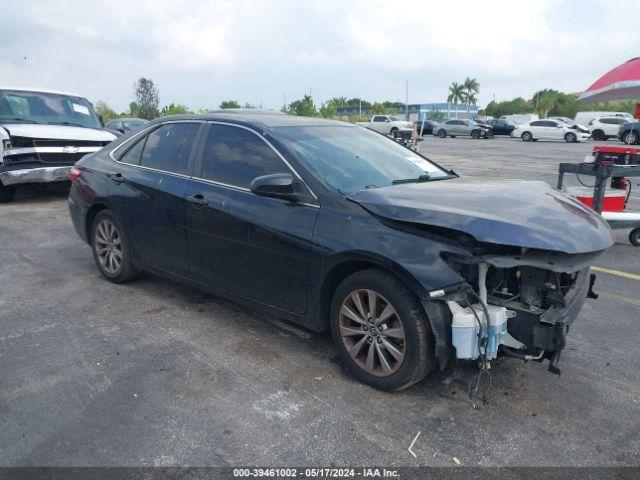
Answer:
[132,77,160,119]
[370,102,386,114]
[196,107,210,114]
[447,82,465,118]
[94,101,118,123]
[462,77,480,116]
[161,103,190,116]
[287,95,316,116]
[219,100,241,109]
[319,102,337,118]
[425,109,446,122]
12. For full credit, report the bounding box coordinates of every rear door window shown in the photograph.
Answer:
[199,124,290,188]
[139,122,200,175]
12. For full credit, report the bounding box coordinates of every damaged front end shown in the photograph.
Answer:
[348,177,614,375]
[433,246,600,374]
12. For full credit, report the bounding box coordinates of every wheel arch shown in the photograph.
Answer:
[85,203,110,245]
[316,254,427,333]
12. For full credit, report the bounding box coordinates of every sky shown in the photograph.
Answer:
[1,0,640,112]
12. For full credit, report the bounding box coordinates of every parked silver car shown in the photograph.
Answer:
[433,119,493,139]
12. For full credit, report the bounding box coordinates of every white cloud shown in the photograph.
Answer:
[1,0,639,111]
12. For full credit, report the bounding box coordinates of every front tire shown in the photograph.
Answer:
[591,129,605,141]
[0,182,16,203]
[623,131,639,144]
[437,129,446,138]
[330,269,434,391]
[565,132,577,143]
[91,209,138,283]
[630,228,640,246]
[471,129,480,139]
[521,131,533,142]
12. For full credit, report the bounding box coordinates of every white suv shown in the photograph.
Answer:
[512,119,591,143]
[587,116,630,141]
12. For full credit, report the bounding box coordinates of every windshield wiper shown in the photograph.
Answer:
[0,118,38,123]
[392,174,432,184]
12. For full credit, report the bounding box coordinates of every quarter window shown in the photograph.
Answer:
[118,136,146,165]
[139,123,200,175]
[200,124,290,188]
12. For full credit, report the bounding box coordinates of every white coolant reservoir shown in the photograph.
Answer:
[447,301,483,360]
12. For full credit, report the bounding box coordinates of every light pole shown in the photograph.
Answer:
[405,79,409,120]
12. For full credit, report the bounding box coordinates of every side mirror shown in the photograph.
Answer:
[385,119,390,122]
[250,173,300,202]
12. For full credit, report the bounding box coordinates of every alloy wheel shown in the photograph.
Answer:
[94,219,123,274]
[338,289,406,377]
[625,131,639,144]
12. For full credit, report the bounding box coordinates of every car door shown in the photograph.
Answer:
[445,120,459,135]
[109,121,203,276]
[545,120,565,139]
[528,120,547,139]
[184,122,319,315]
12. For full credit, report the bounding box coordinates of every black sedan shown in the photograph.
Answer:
[68,113,613,391]
[483,118,516,135]
[618,121,640,144]
[413,120,436,136]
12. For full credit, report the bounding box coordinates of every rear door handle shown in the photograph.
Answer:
[110,172,126,184]
[186,194,209,207]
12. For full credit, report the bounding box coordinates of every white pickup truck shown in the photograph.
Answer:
[356,115,413,135]
[0,87,116,202]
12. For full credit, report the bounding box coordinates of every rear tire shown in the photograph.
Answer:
[565,132,577,143]
[521,131,533,142]
[0,182,16,203]
[91,209,138,283]
[390,127,398,136]
[330,269,434,391]
[630,228,640,246]
[438,129,446,138]
[623,131,639,144]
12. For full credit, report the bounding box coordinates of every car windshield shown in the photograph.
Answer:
[274,125,450,193]
[388,116,400,121]
[0,89,101,128]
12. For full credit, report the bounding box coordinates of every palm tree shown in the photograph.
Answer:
[447,82,465,118]
[462,77,480,117]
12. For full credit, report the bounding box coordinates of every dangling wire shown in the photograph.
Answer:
[466,292,493,406]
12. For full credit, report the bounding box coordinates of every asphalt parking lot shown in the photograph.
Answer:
[1,136,639,467]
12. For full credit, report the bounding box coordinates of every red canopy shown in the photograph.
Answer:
[578,58,640,103]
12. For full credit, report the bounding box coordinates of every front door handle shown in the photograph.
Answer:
[110,172,126,184]
[186,194,209,207]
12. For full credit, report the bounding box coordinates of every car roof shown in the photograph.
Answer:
[0,86,86,98]
[153,112,352,130]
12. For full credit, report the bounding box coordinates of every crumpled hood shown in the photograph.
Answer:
[1,123,116,142]
[348,177,614,254]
